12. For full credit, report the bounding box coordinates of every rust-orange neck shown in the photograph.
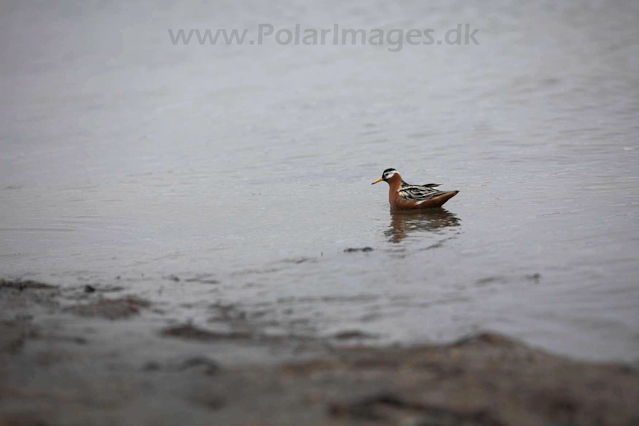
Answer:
[386,173,403,205]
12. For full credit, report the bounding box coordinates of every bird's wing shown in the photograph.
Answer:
[400,180,440,188]
[397,185,447,201]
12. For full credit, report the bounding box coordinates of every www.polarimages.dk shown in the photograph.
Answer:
[168,24,479,52]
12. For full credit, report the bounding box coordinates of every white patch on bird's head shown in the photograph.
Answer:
[382,168,398,180]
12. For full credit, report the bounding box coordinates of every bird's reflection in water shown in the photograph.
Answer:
[385,208,461,243]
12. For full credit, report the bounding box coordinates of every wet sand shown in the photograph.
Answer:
[1,279,638,426]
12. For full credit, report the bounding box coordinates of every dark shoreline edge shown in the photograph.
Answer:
[1,278,638,425]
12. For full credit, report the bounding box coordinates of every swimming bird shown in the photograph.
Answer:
[371,168,459,210]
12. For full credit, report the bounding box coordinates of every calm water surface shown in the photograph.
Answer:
[1,0,639,362]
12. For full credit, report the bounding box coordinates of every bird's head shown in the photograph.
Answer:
[371,168,400,185]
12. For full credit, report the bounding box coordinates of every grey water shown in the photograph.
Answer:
[1,0,638,362]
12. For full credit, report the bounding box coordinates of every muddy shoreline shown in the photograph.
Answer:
[1,279,638,426]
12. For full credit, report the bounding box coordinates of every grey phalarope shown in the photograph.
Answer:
[372,168,459,210]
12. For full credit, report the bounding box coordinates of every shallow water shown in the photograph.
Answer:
[1,0,639,362]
